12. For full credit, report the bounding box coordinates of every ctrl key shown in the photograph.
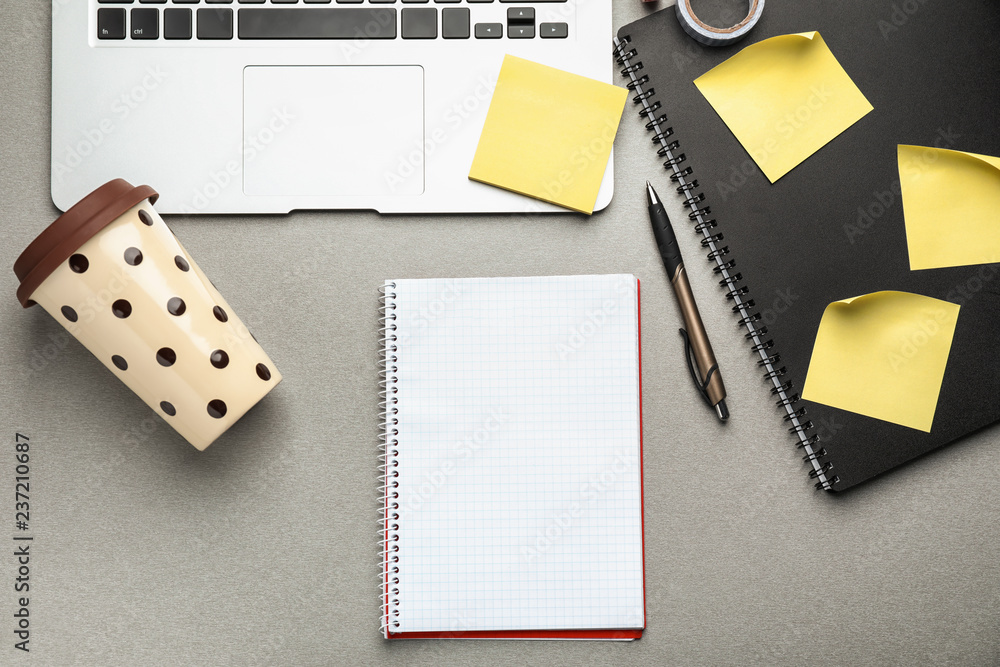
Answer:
[97,8,126,40]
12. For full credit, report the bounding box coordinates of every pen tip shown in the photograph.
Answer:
[715,400,730,422]
[645,181,658,206]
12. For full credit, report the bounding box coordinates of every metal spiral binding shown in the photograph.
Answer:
[613,36,836,490]
[378,282,402,635]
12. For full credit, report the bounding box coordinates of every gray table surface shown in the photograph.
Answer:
[2,1,998,665]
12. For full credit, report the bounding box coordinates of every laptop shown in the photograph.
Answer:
[51,0,615,215]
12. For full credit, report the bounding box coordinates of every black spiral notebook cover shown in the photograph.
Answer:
[615,1,1000,491]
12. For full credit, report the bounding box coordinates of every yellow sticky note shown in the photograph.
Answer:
[900,145,1000,270]
[802,291,960,432]
[694,32,873,183]
[469,55,628,214]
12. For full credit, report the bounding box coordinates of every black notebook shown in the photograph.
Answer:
[616,1,1000,491]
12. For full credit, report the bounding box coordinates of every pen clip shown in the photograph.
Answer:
[679,328,719,407]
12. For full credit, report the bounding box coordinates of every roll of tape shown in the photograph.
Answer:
[675,0,766,47]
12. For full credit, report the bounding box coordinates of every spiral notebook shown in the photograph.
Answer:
[616,1,1000,491]
[378,275,645,639]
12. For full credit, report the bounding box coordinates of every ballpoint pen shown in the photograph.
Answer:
[646,181,730,422]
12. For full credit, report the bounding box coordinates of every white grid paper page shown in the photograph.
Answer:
[388,275,644,633]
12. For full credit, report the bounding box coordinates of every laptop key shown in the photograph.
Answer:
[442,8,469,39]
[401,8,436,38]
[164,8,193,39]
[238,8,397,39]
[508,24,533,38]
[130,8,159,39]
[198,8,234,39]
[539,22,566,38]
[475,22,501,38]
[507,7,533,22]
[97,8,127,39]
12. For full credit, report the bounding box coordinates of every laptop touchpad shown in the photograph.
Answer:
[243,66,424,198]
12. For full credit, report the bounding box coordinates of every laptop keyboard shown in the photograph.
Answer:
[96,0,570,41]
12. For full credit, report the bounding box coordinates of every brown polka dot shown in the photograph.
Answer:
[207,400,227,419]
[138,210,154,226]
[210,350,229,369]
[124,247,143,266]
[167,297,186,316]
[112,355,128,371]
[160,401,176,416]
[61,306,78,322]
[156,347,177,367]
[175,255,190,272]
[256,363,271,381]
[213,306,228,323]
[69,254,89,273]
[111,299,132,319]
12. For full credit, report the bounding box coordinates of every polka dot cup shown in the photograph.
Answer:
[14,179,282,450]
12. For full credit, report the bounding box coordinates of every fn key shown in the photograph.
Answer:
[97,8,126,40]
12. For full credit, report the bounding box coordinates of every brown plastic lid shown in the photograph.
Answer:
[15,179,159,308]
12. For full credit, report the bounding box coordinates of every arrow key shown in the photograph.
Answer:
[475,22,502,39]
[509,24,534,39]
[507,7,534,23]
[540,22,567,38]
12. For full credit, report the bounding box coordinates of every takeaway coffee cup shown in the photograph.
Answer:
[14,179,281,450]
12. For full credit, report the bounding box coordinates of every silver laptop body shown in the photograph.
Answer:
[51,0,614,214]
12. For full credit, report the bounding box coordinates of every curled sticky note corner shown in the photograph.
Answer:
[694,31,873,182]
[899,145,1000,270]
[802,291,960,432]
